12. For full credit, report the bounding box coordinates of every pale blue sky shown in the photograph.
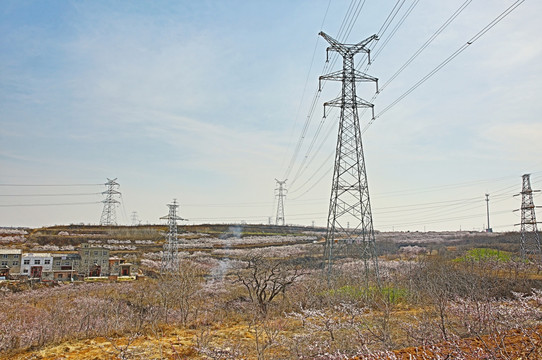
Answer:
[1,0,541,231]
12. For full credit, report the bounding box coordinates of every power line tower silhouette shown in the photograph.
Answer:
[275,179,287,226]
[131,211,140,226]
[514,174,541,261]
[100,178,120,226]
[319,31,380,283]
[160,199,186,273]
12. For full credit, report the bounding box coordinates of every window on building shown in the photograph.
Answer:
[44,260,51,265]
[34,260,41,265]
[55,261,61,266]
[84,260,88,264]
[103,251,107,256]
[102,259,107,264]
[23,269,28,273]
[1,261,7,266]
[74,261,79,265]
[23,259,30,265]
[58,274,63,279]
[2,254,8,259]
[94,251,98,256]
[12,261,18,266]
[84,251,89,255]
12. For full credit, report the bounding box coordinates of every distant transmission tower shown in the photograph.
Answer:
[100,178,120,225]
[160,199,186,273]
[514,174,541,261]
[275,179,287,226]
[131,211,140,226]
[319,32,380,282]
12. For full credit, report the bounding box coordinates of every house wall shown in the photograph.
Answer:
[0,250,22,274]
[21,253,53,277]
[78,243,110,276]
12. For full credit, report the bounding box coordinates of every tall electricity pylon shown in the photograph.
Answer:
[514,174,541,261]
[160,199,186,273]
[100,178,120,226]
[319,31,379,283]
[275,179,287,226]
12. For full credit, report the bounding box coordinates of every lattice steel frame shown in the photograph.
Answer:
[100,178,120,226]
[515,174,541,261]
[319,32,380,282]
[275,179,287,226]
[160,199,186,273]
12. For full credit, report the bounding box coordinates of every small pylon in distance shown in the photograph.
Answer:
[275,179,287,226]
[514,174,541,262]
[100,178,120,226]
[160,199,187,273]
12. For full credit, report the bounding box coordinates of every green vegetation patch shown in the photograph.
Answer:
[325,285,407,304]
[455,247,512,263]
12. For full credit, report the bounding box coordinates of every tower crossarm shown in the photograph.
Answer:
[319,70,378,91]
[104,178,119,186]
[319,32,378,58]
[102,199,120,204]
[324,96,375,119]
[159,215,187,221]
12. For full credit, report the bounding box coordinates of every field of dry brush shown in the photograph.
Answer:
[1,225,541,359]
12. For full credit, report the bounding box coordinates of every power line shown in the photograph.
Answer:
[369,0,420,63]
[282,0,372,181]
[285,0,420,192]
[377,210,511,228]
[368,0,526,128]
[285,0,525,200]
[0,201,101,207]
[378,0,474,93]
[0,183,102,187]
[0,192,102,197]
[280,0,332,174]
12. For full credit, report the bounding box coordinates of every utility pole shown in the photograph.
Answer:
[275,179,287,226]
[160,199,186,273]
[100,178,120,226]
[514,174,541,261]
[319,31,379,285]
[485,194,492,232]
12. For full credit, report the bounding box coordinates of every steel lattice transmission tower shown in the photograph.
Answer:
[514,174,541,261]
[100,178,120,226]
[319,31,380,281]
[275,179,287,226]
[160,199,186,273]
[131,211,140,226]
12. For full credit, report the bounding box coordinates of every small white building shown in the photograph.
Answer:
[21,253,53,278]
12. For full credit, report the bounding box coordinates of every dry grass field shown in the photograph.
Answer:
[1,225,541,359]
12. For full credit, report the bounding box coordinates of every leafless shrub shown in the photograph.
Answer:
[235,256,304,314]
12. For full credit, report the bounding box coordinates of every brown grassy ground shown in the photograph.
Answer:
[5,324,542,360]
[381,325,542,360]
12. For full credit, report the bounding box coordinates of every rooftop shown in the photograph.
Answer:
[22,253,53,258]
[0,249,22,255]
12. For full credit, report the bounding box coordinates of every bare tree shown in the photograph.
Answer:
[235,256,303,314]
